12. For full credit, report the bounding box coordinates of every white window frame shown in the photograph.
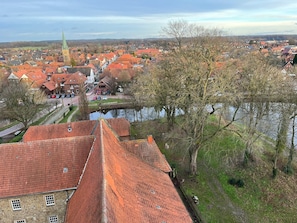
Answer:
[14,220,26,223]
[45,194,55,206]
[48,215,58,223]
[11,199,21,211]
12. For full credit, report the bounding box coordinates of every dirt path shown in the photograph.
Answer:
[67,106,79,123]
[201,162,248,223]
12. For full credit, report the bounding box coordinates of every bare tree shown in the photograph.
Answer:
[0,82,46,130]
[132,57,180,130]
[285,114,296,175]
[162,20,188,49]
[273,105,290,178]
[272,75,297,177]
[134,21,240,175]
[235,53,285,166]
[78,83,89,120]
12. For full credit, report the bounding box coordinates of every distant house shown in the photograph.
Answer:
[7,68,47,90]
[134,48,161,58]
[63,71,87,95]
[42,72,87,97]
[0,118,192,223]
[66,66,95,85]
[93,75,114,95]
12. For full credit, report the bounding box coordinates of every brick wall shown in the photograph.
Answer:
[0,190,75,223]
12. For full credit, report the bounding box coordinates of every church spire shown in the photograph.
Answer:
[62,32,71,65]
[62,31,69,50]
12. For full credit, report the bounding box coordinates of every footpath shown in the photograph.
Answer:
[0,92,130,138]
[0,105,70,138]
[41,106,70,125]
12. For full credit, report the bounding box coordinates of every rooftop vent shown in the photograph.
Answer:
[63,167,68,173]
[67,124,72,132]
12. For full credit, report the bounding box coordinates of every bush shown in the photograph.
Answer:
[228,178,237,186]
[228,177,244,187]
[236,179,245,187]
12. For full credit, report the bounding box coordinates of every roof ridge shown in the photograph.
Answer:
[100,119,108,223]
[90,120,100,135]
[75,137,97,187]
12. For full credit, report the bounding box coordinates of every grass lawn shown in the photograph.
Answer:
[131,119,297,223]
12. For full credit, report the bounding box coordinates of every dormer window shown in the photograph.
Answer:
[11,199,21,211]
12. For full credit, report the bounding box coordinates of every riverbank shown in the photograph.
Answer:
[131,119,297,222]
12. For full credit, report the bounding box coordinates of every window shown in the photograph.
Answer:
[48,215,58,223]
[45,194,55,206]
[14,220,26,223]
[11,199,21,210]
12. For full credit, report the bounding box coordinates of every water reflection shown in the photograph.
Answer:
[90,107,167,122]
[90,103,297,145]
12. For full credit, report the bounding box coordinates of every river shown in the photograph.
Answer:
[90,103,297,145]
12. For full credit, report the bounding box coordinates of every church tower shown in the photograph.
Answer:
[62,32,71,66]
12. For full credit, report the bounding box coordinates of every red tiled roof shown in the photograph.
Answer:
[106,118,130,137]
[51,73,70,84]
[0,136,94,198]
[120,137,172,173]
[104,52,116,60]
[3,118,191,222]
[107,62,129,70]
[42,80,57,91]
[64,72,87,85]
[11,68,47,87]
[23,120,98,142]
[65,120,191,223]
[65,123,103,223]
[135,48,160,57]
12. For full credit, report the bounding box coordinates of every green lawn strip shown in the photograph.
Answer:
[88,98,132,109]
[59,106,78,123]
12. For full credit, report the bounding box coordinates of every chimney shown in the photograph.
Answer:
[147,135,153,144]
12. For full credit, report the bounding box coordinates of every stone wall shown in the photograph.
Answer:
[0,190,75,223]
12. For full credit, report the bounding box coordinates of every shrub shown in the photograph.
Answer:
[228,177,244,187]
[228,178,237,186]
[236,179,245,187]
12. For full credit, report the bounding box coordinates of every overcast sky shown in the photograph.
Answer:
[1,1,297,42]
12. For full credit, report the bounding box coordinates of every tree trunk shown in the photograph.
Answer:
[165,106,176,131]
[189,148,199,175]
[273,109,290,178]
[285,116,295,174]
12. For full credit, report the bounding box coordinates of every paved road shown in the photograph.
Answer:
[0,123,24,138]
[42,106,70,125]
[0,92,131,138]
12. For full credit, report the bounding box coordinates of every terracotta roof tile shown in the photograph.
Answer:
[4,118,190,222]
[0,136,94,198]
[65,124,103,223]
[102,120,191,223]
[66,120,191,223]
[42,80,57,91]
[63,72,87,85]
[66,120,192,223]
[23,120,98,142]
[120,137,172,173]
[106,118,130,138]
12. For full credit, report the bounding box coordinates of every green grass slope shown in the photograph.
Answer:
[132,120,297,223]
